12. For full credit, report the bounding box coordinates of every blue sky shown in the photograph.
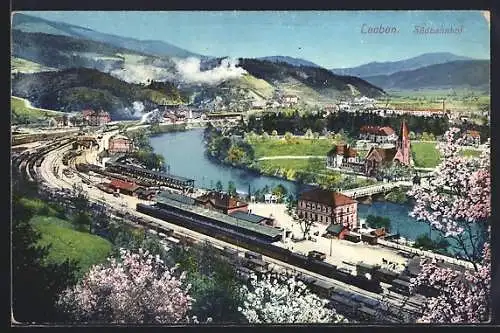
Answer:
[23,11,490,68]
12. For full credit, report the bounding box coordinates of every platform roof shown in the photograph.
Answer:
[155,195,282,239]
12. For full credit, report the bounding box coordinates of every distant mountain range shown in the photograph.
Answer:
[12,13,207,59]
[255,56,321,68]
[363,60,490,91]
[11,14,386,115]
[331,52,477,77]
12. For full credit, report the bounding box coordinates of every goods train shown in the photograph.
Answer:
[136,203,384,294]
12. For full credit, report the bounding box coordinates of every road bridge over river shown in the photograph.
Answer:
[340,181,413,199]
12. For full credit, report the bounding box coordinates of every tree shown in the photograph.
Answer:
[408,128,490,266]
[172,242,244,323]
[215,180,223,192]
[365,215,391,231]
[410,242,490,323]
[413,234,450,253]
[227,181,237,196]
[408,128,491,323]
[227,146,245,163]
[238,273,346,323]
[284,132,294,144]
[58,248,193,324]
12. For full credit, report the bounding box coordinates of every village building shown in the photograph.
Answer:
[82,109,111,126]
[326,120,412,176]
[195,191,249,215]
[359,125,398,144]
[364,120,412,175]
[108,178,140,196]
[465,130,481,146]
[75,136,99,150]
[108,134,134,154]
[326,143,364,172]
[297,188,358,229]
[48,115,72,128]
[281,94,299,107]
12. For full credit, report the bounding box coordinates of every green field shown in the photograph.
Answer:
[11,96,62,122]
[250,138,335,158]
[258,158,327,172]
[30,216,112,277]
[11,57,57,73]
[411,142,441,168]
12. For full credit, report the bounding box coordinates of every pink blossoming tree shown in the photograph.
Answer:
[408,128,491,323]
[58,248,193,324]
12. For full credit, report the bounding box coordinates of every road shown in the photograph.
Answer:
[31,138,424,321]
[257,155,326,161]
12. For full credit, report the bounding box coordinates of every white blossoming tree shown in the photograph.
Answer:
[238,273,346,324]
[58,248,193,324]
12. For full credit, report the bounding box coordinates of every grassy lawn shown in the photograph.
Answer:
[258,158,327,172]
[250,138,334,158]
[30,216,112,277]
[411,142,441,168]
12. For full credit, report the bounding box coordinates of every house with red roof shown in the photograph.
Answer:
[298,188,358,229]
[195,191,249,215]
[359,125,398,144]
[108,178,140,196]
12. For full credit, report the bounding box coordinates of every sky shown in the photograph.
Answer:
[22,11,490,68]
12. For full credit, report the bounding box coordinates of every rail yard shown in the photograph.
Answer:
[11,127,432,323]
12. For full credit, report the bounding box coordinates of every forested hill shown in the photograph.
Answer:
[12,68,184,119]
[238,58,386,99]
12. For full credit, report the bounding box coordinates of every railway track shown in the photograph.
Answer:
[24,134,425,323]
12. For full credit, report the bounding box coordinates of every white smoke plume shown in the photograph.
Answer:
[139,109,159,124]
[130,101,145,118]
[173,57,247,85]
[110,64,175,84]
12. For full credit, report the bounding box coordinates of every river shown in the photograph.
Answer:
[149,128,483,254]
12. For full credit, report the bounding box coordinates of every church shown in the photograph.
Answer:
[364,120,412,176]
[326,120,412,176]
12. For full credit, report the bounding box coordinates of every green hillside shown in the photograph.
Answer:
[31,216,112,277]
[239,58,386,99]
[12,68,184,119]
[11,57,58,74]
[11,96,63,124]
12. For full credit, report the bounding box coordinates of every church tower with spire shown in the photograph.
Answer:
[393,120,411,165]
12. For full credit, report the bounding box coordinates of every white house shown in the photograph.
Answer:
[359,125,398,144]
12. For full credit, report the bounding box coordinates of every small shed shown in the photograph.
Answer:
[326,223,348,239]
[108,178,139,196]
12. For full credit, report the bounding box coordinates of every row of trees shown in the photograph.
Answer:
[128,129,166,171]
[242,111,450,138]
[204,123,255,165]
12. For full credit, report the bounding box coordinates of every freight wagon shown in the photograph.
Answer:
[136,203,383,294]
